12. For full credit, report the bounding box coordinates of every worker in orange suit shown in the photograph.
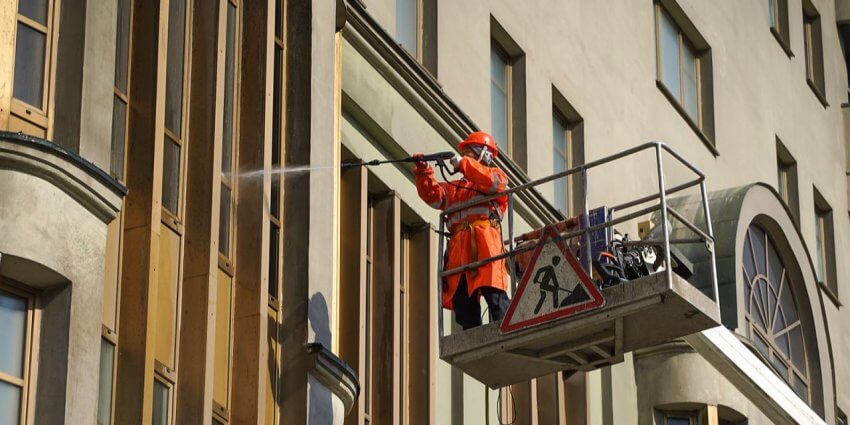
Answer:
[413,131,511,330]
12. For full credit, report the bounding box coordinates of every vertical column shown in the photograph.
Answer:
[174,0,223,421]
[0,0,15,129]
[114,0,168,422]
[339,165,367,425]
[231,0,273,422]
[280,0,311,420]
[371,193,401,424]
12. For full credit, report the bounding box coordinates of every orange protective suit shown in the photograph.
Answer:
[415,157,510,309]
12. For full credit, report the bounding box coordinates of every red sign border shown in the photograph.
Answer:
[500,226,605,334]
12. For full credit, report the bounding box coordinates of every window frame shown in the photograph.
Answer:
[111,0,134,182]
[490,41,512,158]
[653,0,716,153]
[9,0,61,137]
[802,0,827,106]
[769,0,793,57]
[775,138,799,226]
[0,282,37,425]
[741,224,812,402]
[812,188,837,302]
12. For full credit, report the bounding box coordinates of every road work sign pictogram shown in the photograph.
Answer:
[500,226,605,334]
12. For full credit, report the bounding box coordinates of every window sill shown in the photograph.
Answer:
[770,27,794,58]
[656,80,718,157]
[806,78,829,108]
[819,281,841,307]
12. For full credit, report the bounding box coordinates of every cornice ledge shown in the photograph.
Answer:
[0,131,126,223]
[340,0,560,227]
[306,342,361,416]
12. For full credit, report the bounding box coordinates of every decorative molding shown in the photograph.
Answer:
[0,131,125,223]
[340,0,559,228]
[633,339,695,359]
[686,327,826,425]
[306,342,361,416]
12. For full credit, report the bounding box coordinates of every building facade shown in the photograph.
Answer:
[0,0,849,424]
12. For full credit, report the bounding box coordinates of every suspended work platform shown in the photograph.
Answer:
[440,272,719,388]
[436,142,722,388]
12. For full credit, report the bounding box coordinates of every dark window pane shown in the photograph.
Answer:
[659,9,680,100]
[268,224,279,298]
[152,380,169,425]
[0,289,27,378]
[165,0,186,136]
[792,375,808,401]
[274,0,282,38]
[396,0,418,57]
[111,96,127,180]
[162,138,181,214]
[114,0,132,92]
[222,3,236,175]
[682,42,698,121]
[771,354,789,378]
[273,46,282,167]
[552,114,568,215]
[769,0,776,28]
[219,185,231,256]
[18,0,49,25]
[491,45,509,155]
[13,22,46,108]
[667,418,690,425]
[97,339,116,425]
[271,177,280,219]
[0,380,22,425]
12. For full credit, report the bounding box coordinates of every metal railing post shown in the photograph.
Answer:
[700,181,720,304]
[582,167,591,273]
[438,214,445,338]
[507,193,517,293]
[655,143,673,289]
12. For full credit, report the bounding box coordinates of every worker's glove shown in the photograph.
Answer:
[412,153,430,174]
[450,155,463,171]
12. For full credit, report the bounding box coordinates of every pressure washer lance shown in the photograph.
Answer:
[341,151,457,169]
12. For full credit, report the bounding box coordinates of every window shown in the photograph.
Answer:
[219,0,240,260]
[490,17,527,167]
[654,1,715,149]
[338,162,436,424]
[838,24,850,104]
[776,139,799,225]
[162,0,189,217]
[152,378,171,425]
[742,224,810,402]
[395,0,437,75]
[0,285,34,425]
[803,0,827,105]
[491,43,510,156]
[769,0,792,55]
[666,416,693,425]
[10,0,59,137]
[551,88,585,217]
[813,188,836,298]
[98,337,116,425]
[215,2,240,423]
[111,0,133,180]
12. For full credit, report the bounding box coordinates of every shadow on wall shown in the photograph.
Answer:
[308,293,333,421]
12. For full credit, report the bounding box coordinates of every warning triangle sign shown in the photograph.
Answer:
[500,226,605,334]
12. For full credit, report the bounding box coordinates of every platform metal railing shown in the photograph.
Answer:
[437,142,718,339]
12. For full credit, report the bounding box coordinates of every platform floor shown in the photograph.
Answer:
[439,272,721,388]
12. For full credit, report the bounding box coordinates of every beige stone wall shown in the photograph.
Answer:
[354,0,850,423]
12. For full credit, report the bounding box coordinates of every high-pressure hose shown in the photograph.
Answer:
[341,151,456,169]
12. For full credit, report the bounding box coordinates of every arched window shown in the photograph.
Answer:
[742,224,809,401]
